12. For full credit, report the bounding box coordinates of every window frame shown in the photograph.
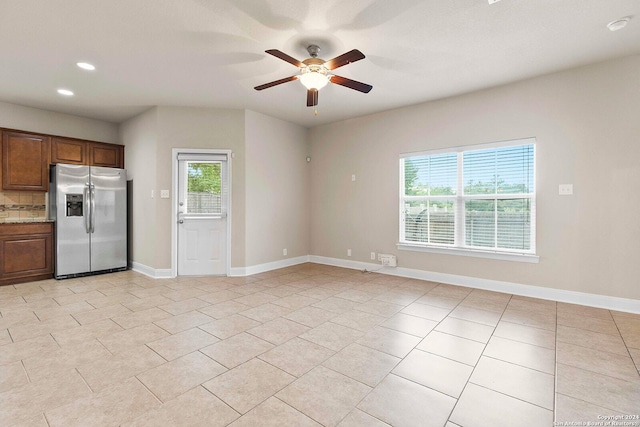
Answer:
[398,138,538,263]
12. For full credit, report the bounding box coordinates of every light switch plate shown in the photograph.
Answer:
[559,184,573,196]
[160,190,170,199]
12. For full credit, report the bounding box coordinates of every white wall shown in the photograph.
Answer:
[121,107,246,270]
[155,107,247,269]
[309,55,640,300]
[0,100,118,142]
[120,107,310,273]
[119,107,159,268]
[245,110,310,267]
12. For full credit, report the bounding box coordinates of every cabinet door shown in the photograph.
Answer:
[88,142,124,168]
[2,131,50,191]
[0,223,54,286]
[51,137,87,165]
[2,235,52,275]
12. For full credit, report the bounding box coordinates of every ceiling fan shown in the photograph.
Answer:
[254,45,373,107]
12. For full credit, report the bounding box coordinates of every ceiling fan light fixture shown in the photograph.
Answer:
[299,67,329,90]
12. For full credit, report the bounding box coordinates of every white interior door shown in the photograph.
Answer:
[177,155,228,276]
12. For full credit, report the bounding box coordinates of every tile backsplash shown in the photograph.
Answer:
[0,191,47,221]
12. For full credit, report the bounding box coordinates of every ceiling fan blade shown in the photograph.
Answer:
[306,89,318,107]
[330,75,373,93]
[324,49,366,70]
[254,75,298,91]
[265,49,304,68]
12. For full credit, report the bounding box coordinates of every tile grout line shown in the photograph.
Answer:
[443,292,514,424]
[255,278,430,423]
[610,311,640,378]
[340,283,469,425]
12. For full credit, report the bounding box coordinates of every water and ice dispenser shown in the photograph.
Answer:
[66,194,83,217]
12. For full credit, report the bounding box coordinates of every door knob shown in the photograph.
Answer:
[178,219,184,224]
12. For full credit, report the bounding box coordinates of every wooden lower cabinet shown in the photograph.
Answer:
[0,222,53,286]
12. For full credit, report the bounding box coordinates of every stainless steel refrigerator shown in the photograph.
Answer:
[50,164,127,279]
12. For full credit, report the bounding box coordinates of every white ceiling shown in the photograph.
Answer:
[0,0,638,128]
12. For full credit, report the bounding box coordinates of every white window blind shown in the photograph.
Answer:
[400,138,536,255]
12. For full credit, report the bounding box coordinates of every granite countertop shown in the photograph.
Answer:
[0,219,54,224]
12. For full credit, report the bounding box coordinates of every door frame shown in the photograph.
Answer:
[171,148,232,277]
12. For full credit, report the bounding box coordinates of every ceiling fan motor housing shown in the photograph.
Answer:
[306,44,321,58]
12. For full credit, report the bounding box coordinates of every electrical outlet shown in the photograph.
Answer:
[351,174,356,182]
[29,212,40,217]
[559,184,573,196]
[160,189,170,199]
[283,248,287,256]
[347,249,352,257]
[371,252,376,260]
[0,212,8,218]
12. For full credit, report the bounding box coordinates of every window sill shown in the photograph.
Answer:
[397,243,539,263]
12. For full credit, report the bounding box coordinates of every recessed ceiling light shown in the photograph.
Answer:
[57,88,74,96]
[607,16,631,32]
[76,62,96,71]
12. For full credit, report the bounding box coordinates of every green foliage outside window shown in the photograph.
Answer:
[187,163,221,195]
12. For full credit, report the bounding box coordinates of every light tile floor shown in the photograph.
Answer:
[1,263,639,426]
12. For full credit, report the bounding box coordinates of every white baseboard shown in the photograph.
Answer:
[129,255,639,314]
[130,262,173,279]
[308,255,640,314]
[229,255,310,277]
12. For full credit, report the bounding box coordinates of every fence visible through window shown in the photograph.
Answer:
[187,193,221,214]
[405,208,531,251]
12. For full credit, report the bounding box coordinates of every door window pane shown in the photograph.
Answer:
[186,162,221,214]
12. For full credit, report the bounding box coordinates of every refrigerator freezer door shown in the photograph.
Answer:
[54,165,91,277]
[89,166,127,272]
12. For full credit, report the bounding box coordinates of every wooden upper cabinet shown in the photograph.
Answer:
[51,137,87,165]
[51,137,125,169]
[2,131,50,191]
[88,142,124,168]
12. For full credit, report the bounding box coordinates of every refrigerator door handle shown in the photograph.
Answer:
[83,184,91,233]
[90,184,96,233]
